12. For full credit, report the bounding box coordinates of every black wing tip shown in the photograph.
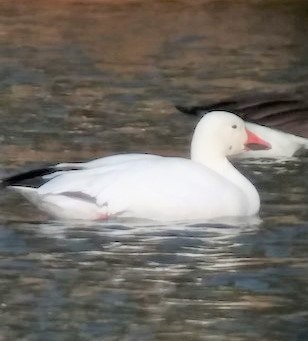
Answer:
[0,164,85,189]
[0,166,57,189]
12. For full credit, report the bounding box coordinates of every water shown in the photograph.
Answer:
[0,1,308,340]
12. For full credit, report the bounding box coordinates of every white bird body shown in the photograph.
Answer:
[13,155,257,221]
[4,111,270,222]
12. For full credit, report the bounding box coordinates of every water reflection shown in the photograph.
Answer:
[0,0,308,340]
[1,218,308,340]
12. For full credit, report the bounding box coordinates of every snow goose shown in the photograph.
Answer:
[1,111,271,222]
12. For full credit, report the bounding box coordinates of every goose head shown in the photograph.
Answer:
[191,111,271,164]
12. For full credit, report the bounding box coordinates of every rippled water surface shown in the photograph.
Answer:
[0,1,308,340]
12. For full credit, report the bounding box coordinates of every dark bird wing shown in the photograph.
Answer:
[0,164,82,189]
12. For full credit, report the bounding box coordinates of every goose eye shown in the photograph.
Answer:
[232,124,237,129]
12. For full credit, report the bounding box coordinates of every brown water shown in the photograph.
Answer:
[0,1,308,340]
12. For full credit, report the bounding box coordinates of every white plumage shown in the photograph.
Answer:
[6,111,271,222]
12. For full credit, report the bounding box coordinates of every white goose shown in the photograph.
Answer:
[2,111,271,222]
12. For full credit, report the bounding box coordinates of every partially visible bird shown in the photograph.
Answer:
[176,92,308,158]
